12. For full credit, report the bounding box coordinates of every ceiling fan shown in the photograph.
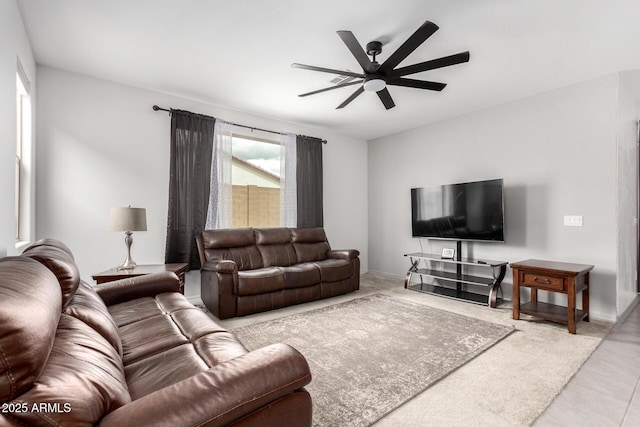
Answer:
[291,20,470,110]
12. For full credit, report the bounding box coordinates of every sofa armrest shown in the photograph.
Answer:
[98,343,312,427]
[200,261,238,319]
[96,272,181,306]
[328,249,360,260]
[202,259,238,274]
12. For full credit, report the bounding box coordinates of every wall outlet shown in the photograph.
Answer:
[563,215,583,227]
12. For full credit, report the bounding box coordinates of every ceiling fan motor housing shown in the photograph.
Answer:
[366,41,382,57]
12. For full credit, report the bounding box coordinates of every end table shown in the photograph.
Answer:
[510,259,593,334]
[92,263,189,294]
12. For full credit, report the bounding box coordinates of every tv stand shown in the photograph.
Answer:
[404,246,507,308]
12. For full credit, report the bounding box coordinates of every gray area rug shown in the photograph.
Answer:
[231,293,514,426]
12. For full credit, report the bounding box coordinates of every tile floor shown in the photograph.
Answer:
[535,303,640,426]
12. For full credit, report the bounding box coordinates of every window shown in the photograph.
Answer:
[15,62,31,243]
[230,135,282,228]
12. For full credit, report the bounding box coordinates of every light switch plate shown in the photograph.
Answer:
[563,215,583,227]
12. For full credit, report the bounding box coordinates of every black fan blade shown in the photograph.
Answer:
[336,86,364,109]
[376,88,396,110]
[291,63,364,79]
[337,31,377,73]
[298,80,363,97]
[387,78,446,91]
[391,52,470,77]
[380,20,439,74]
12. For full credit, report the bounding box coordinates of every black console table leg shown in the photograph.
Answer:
[456,241,463,294]
[404,271,412,289]
[488,265,507,308]
[404,258,420,289]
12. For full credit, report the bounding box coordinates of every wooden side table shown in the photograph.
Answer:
[510,259,593,334]
[92,263,189,294]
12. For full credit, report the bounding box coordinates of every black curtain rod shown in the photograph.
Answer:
[152,105,327,144]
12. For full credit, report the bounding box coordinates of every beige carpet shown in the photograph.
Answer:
[231,293,513,427]
[214,273,612,426]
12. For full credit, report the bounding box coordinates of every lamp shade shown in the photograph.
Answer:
[108,207,147,232]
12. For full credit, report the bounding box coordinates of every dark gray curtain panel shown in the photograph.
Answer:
[165,110,215,270]
[296,135,324,227]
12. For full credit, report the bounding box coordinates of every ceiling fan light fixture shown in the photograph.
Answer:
[363,77,386,92]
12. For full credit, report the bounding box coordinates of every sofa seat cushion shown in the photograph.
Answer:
[194,331,248,366]
[113,289,249,365]
[123,307,248,399]
[237,267,285,296]
[4,314,131,426]
[313,259,353,282]
[171,308,248,365]
[125,344,209,400]
[281,263,321,289]
[108,292,195,327]
[125,329,249,400]
[118,313,190,365]
[111,292,234,365]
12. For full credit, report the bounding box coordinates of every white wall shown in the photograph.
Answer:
[617,71,640,318]
[36,66,368,297]
[369,74,620,321]
[0,0,36,256]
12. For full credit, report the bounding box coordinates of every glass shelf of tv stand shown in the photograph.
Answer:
[404,252,508,308]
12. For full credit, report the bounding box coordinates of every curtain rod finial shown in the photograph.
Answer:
[152,105,171,115]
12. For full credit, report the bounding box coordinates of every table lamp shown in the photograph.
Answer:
[109,206,147,270]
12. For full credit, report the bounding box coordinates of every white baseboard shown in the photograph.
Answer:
[616,294,640,324]
[590,310,617,323]
[186,295,203,305]
[366,270,405,280]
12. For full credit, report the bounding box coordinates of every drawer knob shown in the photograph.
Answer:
[533,276,550,284]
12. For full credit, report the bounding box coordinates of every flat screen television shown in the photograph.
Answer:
[411,178,504,242]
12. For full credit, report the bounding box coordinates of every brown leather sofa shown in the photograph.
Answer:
[196,227,360,319]
[0,239,312,426]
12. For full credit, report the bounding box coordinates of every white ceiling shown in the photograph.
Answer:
[16,0,640,140]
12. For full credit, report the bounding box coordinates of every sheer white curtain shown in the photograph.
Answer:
[280,132,297,227]
[206,119,233,229]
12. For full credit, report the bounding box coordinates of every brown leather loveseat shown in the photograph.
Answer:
[0,239,312,426]
[196,227,360,319]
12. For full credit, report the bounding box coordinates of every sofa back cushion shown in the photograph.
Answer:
[291,228,330,263]
[0,257,61,402]
[4,314,131,426]
[64,281,124,357]
[23,238,75,259]
[22,239,80,308]
[201,228,263,271]
[255,228,297,267]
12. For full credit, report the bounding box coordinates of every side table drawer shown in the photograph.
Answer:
[521,272,564,291]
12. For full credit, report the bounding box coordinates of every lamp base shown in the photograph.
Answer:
[117,231,137,270]
[117,260,137,271]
